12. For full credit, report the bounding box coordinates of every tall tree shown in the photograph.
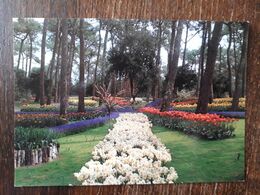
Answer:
[40,19,48,106]
[67,19,77,96]
[78,19,85,112]
[92,20,102,96]
[59,19,69,115]
[231,23,249,110]
[196,22,223,114]
[226,22,233,97]
[154,20,163,99]
[196,22,207,96]
[161,20,184,111]
[101,26,109,86]
[47,19,60,105]
[182,21,189,67]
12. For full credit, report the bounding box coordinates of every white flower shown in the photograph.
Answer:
[74,113,178,185]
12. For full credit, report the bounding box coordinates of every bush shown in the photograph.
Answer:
[147,114,235,140]
[14,127,59,150]
[15,114,68,128]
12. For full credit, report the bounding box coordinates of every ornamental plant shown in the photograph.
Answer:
[139,107,236,140]
[74,113,178,185]
[14,127,59,150]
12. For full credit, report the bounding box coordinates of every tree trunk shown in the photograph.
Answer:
[154,20,163,99]
[17,34,28,71]
[101,28,109,86]
[40,19,48,106]
[226,23,233,97]
[28,35,33,77]
[0,3,14,194]
[47,19,60,105]
[59,19,69,115]
[182,21,189,67]
[196,22,207,96]
[92,20,102,96]
[67,19,77,96]
[161,20,183,111]
[196,22,223,114]
[78,19,85,113]
[231,23,249,111]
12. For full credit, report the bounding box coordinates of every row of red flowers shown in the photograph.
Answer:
[139,107,236,124]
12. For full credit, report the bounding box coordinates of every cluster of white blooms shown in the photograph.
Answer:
[74,113,178,185]
[130,97,144,103]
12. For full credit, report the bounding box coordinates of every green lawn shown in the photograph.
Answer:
[15,120,245,186]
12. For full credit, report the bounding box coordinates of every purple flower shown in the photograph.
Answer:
[50,112,120,134]
[208,111,245,118]
[145,99,162,108]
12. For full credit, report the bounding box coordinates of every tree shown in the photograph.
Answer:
[231,23,249,110]
[161,20,184,111]
[78,19,85,112]
[196,22,223,114]
[226,22,233,97]
[108,29,156,101]
[92,20,102,96]
[47,19,60,105]
[60,19,69,115]
[40,19,48,106]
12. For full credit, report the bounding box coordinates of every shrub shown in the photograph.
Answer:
[15,114,68,128]
[14,127,59,150]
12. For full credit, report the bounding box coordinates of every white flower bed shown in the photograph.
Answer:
[74,113,178,185]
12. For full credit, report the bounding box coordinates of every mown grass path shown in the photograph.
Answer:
[15,120,244,186]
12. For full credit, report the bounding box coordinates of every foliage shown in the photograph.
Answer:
[14,127,59,150]
[174,64,197,91]
[108,29,156,98]
[15,69,30,100]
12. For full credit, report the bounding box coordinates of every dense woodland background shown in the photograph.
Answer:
[14,18,248,114]
[0,0,260,195]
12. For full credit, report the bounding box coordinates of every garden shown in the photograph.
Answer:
[14,95,245,186]
[13,18,246,186]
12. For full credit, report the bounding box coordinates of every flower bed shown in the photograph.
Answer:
[74,113,178,185]
[15,111,106,128]
[50,112,119,135]
[68,98,98,107]
[139,107,236,140]
[171,98,245,112]
[15,113,68,128]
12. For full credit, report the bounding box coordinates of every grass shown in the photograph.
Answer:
[15,120,245,186]
[15,123,113,186]
[153,119,245,183]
